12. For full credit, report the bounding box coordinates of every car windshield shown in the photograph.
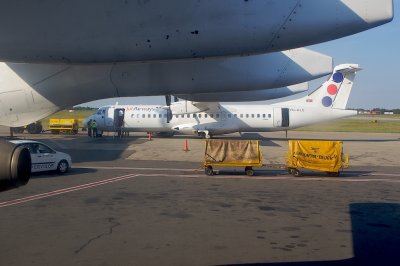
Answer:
[24,143,55,154]
[38,144,54,154]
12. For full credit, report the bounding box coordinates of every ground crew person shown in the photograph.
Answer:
[87,119,92,137]
[92,120,97,138]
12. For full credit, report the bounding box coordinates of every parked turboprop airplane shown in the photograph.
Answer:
[85,64,359,139]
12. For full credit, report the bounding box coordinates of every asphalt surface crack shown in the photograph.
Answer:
[74,217,120,254]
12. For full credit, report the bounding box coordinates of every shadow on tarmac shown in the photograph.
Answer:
[16,135,145,163]
[220,203,400,266]
[264,137,400,143]
[213,169,373,178]
[30,167,97,179]
[154,133,400,145]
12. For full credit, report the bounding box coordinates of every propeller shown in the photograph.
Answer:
[165,95,173,123]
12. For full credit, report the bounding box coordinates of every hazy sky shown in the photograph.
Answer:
[81,0,400,110]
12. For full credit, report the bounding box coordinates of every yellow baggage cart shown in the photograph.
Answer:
[203,139,263,176]
[286,140,349,177]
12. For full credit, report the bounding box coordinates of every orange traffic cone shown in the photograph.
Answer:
[148,132,152,141]
[184,139,189,152]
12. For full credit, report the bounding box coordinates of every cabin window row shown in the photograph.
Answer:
[130,114,166,118]
[130,113,272,119]
[173,113,272,119]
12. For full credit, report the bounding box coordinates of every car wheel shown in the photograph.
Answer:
[57,160,69,174]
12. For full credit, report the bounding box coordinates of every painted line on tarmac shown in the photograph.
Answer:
[369,173,400,177]
[133,173,400,183]
[77,166,400,180]
[77,166,201,172]
[0,173,139,208]
[2,172,400,209]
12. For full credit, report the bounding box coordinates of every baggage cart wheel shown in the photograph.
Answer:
[291,169,301,177]
[245,167,254,176]
[205,166,214,176]
[327,172,340,177]
[287,168,295,175]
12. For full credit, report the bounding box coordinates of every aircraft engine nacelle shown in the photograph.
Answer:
[169,101,208,115]
[0,140,31,191]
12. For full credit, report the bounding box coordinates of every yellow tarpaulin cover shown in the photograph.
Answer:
[204,139,262,166]
[287,140,344,172]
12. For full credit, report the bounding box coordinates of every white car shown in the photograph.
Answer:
[9,140,72,174]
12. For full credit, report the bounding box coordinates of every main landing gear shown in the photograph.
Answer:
[198,131,212,139]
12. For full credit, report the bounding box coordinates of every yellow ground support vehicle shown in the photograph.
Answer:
[48,119,79,134]
[203,139,263,176]
[286,140,349,177]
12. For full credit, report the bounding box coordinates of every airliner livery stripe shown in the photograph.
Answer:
[0,174,139,208]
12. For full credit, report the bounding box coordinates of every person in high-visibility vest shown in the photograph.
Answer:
[92,120,97,138]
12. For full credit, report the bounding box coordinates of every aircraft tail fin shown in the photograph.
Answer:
[300,64,361,110]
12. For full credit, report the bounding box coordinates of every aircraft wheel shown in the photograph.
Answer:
[27,122,42,134]
[245,167,254,176]
[12,127,25,134]
[205,166,214,176]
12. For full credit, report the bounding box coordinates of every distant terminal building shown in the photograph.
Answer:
[357,110,396,115]
[358,110,381,115]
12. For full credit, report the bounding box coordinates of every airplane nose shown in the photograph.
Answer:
[343,0,394,25]
[82,117,91,127]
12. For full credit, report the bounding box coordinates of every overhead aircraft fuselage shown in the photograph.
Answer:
[0,0,393,63]
[0,48,331,127]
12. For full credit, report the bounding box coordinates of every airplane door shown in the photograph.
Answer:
[105,107,115,127]
[273,108,290,127]
[114,108,125,128]
[282,108,290,127]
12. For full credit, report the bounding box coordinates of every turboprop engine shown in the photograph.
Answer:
[169,101,209,115]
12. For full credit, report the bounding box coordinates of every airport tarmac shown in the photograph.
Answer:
[1,127,400,265]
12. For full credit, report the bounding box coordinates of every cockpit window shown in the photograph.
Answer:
[96,108,105,115]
